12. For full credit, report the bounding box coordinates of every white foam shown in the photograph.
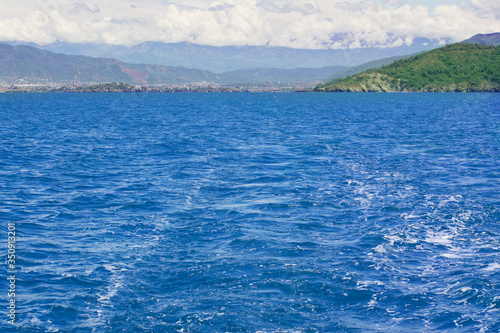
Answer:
[441,253,462,259]
[482,263,500,271]
[438,195,462,208]
[385,234,419,246]
[103,264,117,271]
[357,280,384,289]
[374,244,387,253]
[425,232,453,246]
[97,280,123,302]
[440,246,475,259]
[400,213,420,220]
[346,179,363,186]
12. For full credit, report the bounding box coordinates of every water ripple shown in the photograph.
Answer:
[0,93,499,332]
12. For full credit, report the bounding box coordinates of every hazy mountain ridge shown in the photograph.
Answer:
[0,44,129,83]
[2,38,446,72]
[0,43,346,85]
[120,40,442,72]
[0,44,222,85]
[462,33,500,46]
[221,66,346,84]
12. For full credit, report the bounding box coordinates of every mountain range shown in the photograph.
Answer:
[0,44,219,85]
[0,43,349,85]
[462,33,500,46]
[0,38,448,86]
[4,37,448,73]
[1,33,498,87]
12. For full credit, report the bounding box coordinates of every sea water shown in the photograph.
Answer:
[0,92,499,332]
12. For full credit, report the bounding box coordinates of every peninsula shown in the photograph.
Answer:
[314,43,500,92]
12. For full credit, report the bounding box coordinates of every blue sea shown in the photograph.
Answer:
[1,93,499,332]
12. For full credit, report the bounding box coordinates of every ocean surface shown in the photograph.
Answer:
[0,92,499,332]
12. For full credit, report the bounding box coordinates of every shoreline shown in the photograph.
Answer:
[0,83,314,93]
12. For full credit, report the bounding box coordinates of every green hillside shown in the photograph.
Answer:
[322,54,416,82]
[315,43,500,92]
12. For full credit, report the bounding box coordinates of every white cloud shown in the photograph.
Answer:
[0,0,499,48]
[382,0,401,7]
[258,0,321,14]
[470,0,500,17]
[68,2,100,15]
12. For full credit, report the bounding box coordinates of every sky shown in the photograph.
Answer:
[0,0,499,49]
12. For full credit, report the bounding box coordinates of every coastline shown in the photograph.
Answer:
[0,82,313,93]
[1,84,498,93]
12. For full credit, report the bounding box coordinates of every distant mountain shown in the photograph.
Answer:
[120,42,385,72]
[0,44,222,85]
[462,33,500,46]
[32,42,129,58]
[223,66,346,84]
[0,44,128,83]
[0,43,349,85]
[3,38,448,73]
[315,43,500,92]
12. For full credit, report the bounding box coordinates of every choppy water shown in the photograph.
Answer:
[1,93,499,332]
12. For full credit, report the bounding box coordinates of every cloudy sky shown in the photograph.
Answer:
[1,0,499,49]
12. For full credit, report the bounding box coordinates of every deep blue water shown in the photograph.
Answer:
[0,92,499,332]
